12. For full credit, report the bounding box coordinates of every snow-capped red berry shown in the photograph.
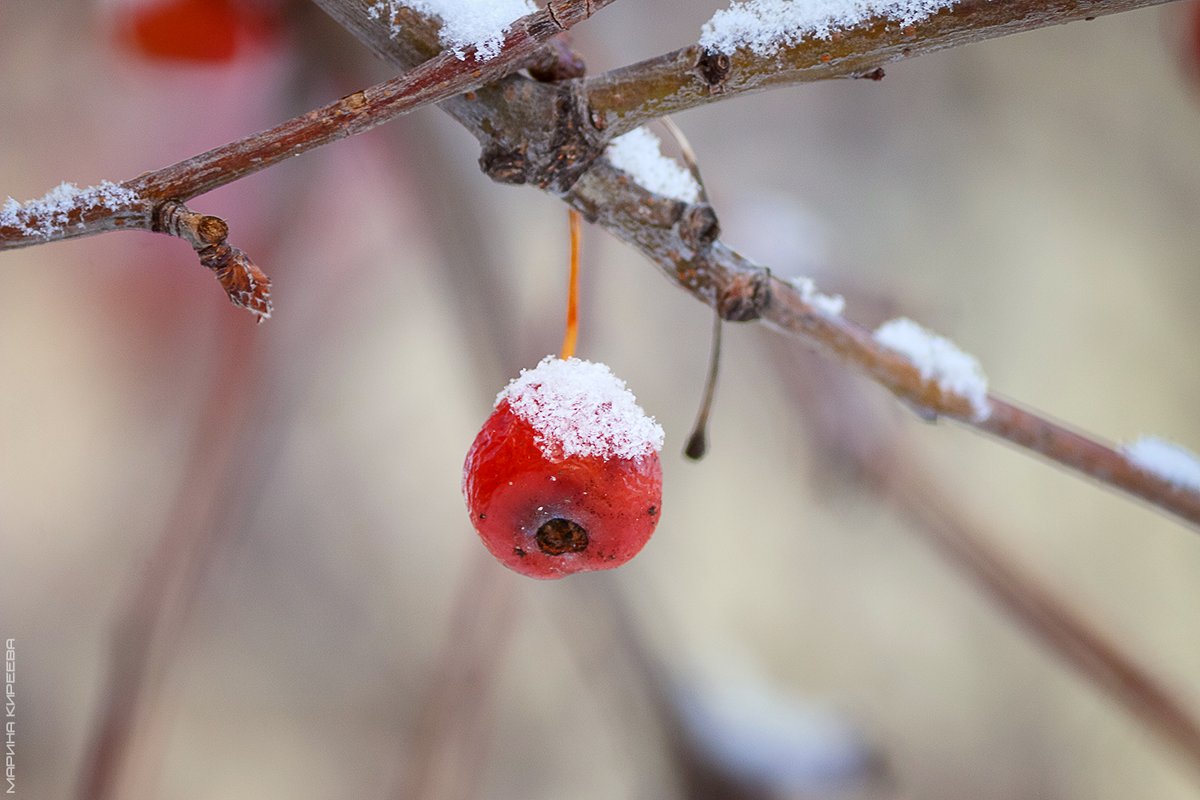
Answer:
[464,357,664,579]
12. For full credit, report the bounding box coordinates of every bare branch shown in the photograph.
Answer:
[583,0,1178,135]
[0,0,613,253]
[771,342,1200,774]
[890,457,1200,775]
[130,0,612,201]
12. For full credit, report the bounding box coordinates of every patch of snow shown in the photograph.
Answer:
[605,127,702,204]
[367,0,535,60]
[701,0,960,56]
[1,181,139,239]
[873,317,990,420]
[788,276,844,316]
[498,356,665,461]
[1122,436,1200,493]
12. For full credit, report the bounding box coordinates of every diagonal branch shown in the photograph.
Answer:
[566,160,1200,529]
[129,0,613,201]
[0,0,613,252]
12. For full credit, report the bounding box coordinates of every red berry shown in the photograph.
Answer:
[118,0,278,64]
[463,357,664,579]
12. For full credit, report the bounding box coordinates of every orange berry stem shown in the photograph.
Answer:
[559,208,582,360]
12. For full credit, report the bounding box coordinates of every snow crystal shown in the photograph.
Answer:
[1,181,139,239]
[873,317,990,420]
[498,356,665,461]
[605,127,702,204]
[367,0,535,60]
[788,276,844,316]
[700,0,960,56]
[1122,436,1200,493]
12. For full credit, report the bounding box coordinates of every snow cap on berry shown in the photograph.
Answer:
[497,356,665,461]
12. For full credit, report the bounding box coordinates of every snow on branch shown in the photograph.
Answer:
[787,276,844,317]
[367,0,536,60]
[873,317,990,421]
[700,0,961,56]
[605,127,702,204]
[1122,437,1200,494]
[1,181,140,240]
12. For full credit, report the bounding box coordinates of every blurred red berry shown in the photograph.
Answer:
[463,357,664,580]
[1178,0,1200,91]
[118,0,278,63]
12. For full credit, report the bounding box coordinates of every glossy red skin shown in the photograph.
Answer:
[463,400,662,579]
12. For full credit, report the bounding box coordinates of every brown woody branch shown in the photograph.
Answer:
[888,458,1200,775]
[318,0,1200,526]
[310,0,1200,529]
[1,1,1194,520]
[768,340,1200,775]
[567,159,1200,528]
[583,0,1177,135]
[0,0,612,253]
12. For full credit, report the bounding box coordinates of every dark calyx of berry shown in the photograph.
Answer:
[536,518,589,555]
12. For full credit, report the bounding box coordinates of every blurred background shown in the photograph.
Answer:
[2,1,1200,798]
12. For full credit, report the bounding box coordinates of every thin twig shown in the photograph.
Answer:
[75,321,265,800]
[155,201,272,320]
[769,339,1200,778]
[583,0,1177,137]
[889,456,1200,775]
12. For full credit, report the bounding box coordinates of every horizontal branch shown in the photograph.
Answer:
[583,0,1177,135]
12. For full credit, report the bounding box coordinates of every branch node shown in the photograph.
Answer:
[588,106,608,131]
[542,84,604,191]
[481,83,604,192]
[680,203,720,251]
[480,143,529,184]
[716,267,771,322]
[195,215,229,245]
[695,48,731,95]
[527,38,586,82]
